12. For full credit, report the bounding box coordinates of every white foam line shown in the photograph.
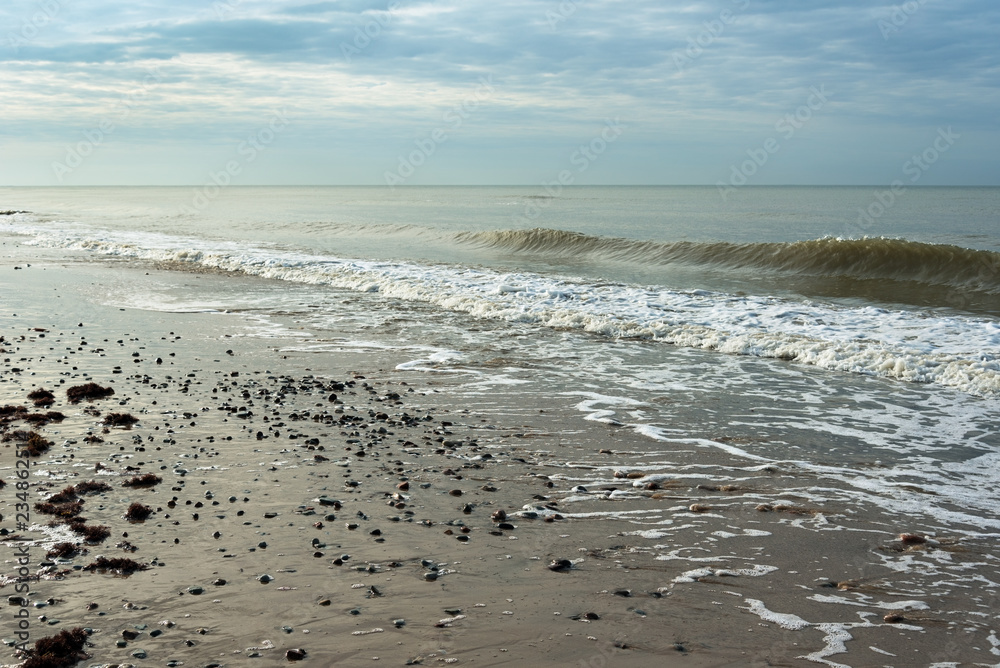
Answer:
[809,594,929,611]
[12,223,1000,397]
[743,598,811,630]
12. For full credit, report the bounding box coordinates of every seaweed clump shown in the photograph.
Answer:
[2,430,53,457]
[28,388,56,407]
[46,542,85,560]
[83,556,148,576]
[68,521,110,543]
[74,480,112,495]
[0,404,28,421]
[103,412,139,428]
[66,383,115,404]
[123,502,153,522]
[35,501,84,519]
[20,627,89,668]
[46,486,79,504]
[24,411,65,427]
[122,473,162,488]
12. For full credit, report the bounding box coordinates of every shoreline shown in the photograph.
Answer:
[2,241,998,667]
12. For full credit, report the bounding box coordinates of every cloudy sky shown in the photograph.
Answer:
[1,0,997,186]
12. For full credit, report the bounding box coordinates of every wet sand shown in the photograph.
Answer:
[2,240,997,667]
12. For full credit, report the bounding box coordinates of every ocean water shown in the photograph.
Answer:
[3,186,1000,521]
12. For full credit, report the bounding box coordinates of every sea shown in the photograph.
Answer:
[3,185,1000,527]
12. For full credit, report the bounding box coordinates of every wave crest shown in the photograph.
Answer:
[459,229,1000,293]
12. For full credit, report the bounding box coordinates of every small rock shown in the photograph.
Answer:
[286,648,307,661]
[548,559,573,572]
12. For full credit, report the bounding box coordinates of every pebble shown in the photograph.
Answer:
[258,574,273,584]
[548,559,573,572]
[187,586,204,595]
[286,648,307,661]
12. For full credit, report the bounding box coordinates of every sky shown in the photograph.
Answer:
[1,0,998,186]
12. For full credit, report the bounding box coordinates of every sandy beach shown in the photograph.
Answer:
[3,238,1000,667]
